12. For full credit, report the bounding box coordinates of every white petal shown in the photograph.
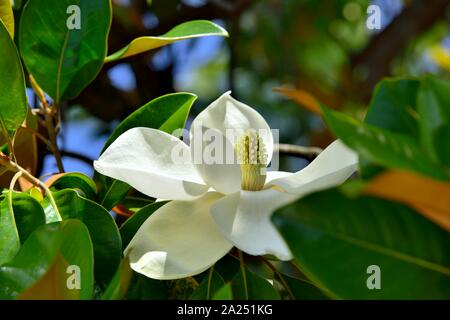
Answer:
[210,188,297,260]
[189,92,274,194]
[94,127,208,200]
[265,171,293,184]
[267,140,358,196]
[125,192,233,280]
[190,126,242,194]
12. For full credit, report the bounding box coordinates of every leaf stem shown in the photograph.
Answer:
[262,258,295,299]
[30,74,65,173]
[206,265,215,300]
[43,104,65,173]
[0,153,62,221]
[237,250,249,300]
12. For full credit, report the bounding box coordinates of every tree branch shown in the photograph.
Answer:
[274,143,322,160]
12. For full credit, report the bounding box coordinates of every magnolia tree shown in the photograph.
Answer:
[0,0,450,300]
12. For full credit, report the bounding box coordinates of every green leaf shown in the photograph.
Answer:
[361,78,421,177]
[365,78,420,136]
[119,201,167,249]
[105,20,228,62]
[48,172,98,201]
[212,283,233,300]
[417,76,450,168]
[189,269,226,300]
[101,258,133,300]
[0,192,20,265]
[9,192,46,244]
[281,275,329,300]
[322,107,448,181]
[0,19,27,133]
[273,188,450,299]
[120,196,154,213]
[0,220,94,299]
[19,0,112,103]
[0,192,46,265]
[95,92,197,210]
[42,190,121,286]
[0,0,14,37]
[126,271,167,300]
[231,266,280,300]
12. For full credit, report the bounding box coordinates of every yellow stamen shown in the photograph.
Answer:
[235,131,267,191]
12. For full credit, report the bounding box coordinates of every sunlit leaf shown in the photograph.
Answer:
[0,192,46,265]
[45,172,97,201]
[105,20,228,62]
[0,0,14,37]
[0,19,27,133]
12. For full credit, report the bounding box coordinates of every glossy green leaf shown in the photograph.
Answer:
[119,201,167,249]
[0,19,27,133]
[48,172,97,201]
[101,258,133,300]
[322,107,448,181]
[19,0,112,103]
[0,192,46,265]
[361,78,421,177]
[273,188,450,299]
[105,20,228,62]
[0,192,20,265]
[190,269,226,300]
[10,192,46,244]
[365,78,420,136]
[42,190,121,286]
[95,93,197,210]
[417,76,450,168]
[0,220,94,299]
[281,275,329,300]
[230,266,280,300]
[0,0,14,37]
[212,283,233,300]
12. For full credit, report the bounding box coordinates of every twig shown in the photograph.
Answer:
[29,74,65,173]
[43,104,65,173]
[60,150,94,166]
[274,143,322,160]
[0,153,62,221]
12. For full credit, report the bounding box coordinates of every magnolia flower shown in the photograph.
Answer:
[94,92,358,280]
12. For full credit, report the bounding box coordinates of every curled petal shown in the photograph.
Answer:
[125,192,233,280]
[189,92,274,194]
[210,188,297,260]
[267,140,358,196]
[94,127,208,200]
